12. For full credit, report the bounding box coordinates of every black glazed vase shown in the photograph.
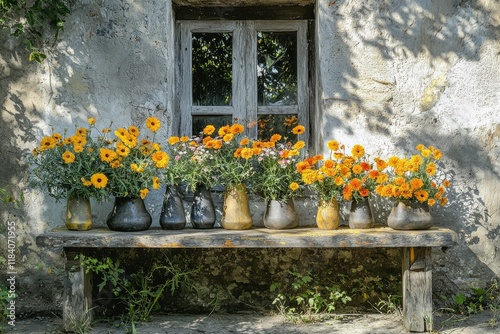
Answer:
[106,197,152,232]
[159,184,186,230]
[190,185,216,229]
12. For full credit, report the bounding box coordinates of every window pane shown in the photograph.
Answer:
[257,32,298,106]
[192,33,233,106]
[257,114,299,141]
[192,115,233,137]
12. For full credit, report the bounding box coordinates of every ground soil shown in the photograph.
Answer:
[5,310,499,334]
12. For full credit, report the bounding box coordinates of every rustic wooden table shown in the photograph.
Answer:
[36,226,458,332]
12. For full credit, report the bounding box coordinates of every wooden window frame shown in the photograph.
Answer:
[178,20,308,142]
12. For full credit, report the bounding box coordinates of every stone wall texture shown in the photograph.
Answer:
[0,0,499,315]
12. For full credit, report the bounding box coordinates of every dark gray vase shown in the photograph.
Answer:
[106,197,152,232]
[190,185,216,229]
[387,201,432,230]
[159,184,186,230]
[263,198,299,230]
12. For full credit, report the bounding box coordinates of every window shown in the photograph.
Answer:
[178,20,308,141]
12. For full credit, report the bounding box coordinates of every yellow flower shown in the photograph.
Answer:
[289,182,299,191]
[352,164,363,174]
[152,151,170,168]
[52,133,62,141]
[88,117,96,125]
[146,117,161,132]
[131,163,145,173]
[76,128,88,137]
[39,136,57,151]
[168,136,180,145]
[410,178,424,190]
[152,177,161,190]
[203,125,215,135]
[421,149,431,157]
[73,145,84,153]
[100,148,118,162]
[293,141,306,150]
[91,173,108,189]
[81,177,93,187]
[292,125,305,135]
[223,133,234,142]
[180,136,190,142]
[115,142,130,157]
[218,125,231,137]
[426,162,436,175]
[62,151,75,164]
[239,138,250,146]
[140,188,149,199]
[351,144,365,159]
[327,140,339,151]
[240,147,254,160]
[128,126,139,137]
[72,135,87,147]
[416,144,425,151]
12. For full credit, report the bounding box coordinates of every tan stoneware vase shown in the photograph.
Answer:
[221,183,253,230]
[316,198,340,230]
[65,194,92,231]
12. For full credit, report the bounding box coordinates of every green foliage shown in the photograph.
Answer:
[270,270,351,322]
[451,279,500,316]
[0,0,71,62]
[0,187,23,208]
[76,253,198,329]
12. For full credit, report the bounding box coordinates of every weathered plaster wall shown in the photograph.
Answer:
[0,0,498,316]
[315,0,500,293]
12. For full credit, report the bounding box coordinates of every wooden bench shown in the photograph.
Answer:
[36,226,457,332]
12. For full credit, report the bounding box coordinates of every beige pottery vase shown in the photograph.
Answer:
[316,198,339,230]
[221,184,253,230]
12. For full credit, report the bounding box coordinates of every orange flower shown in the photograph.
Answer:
[230,123,244,134]
[91,173,108,189]
[359,188,370,197]
[168,136,180,145]
[203,125,215,135]
[410,178,424,190]
[270,134,282,142]
[240,138,250,146]
[152,177,161,190]
[327,140,339,151]
[352,164,363,174]
[223,133,234,142]
[152,151,170,168]
[293,140,306,150]
[218,125,231,137]
[349,178,363,191]
[414,189,429,203]
[128,126,139,137]
[292,125,305,135]
[289,182,299,191]
[88,117,96,125]
[180,136,190,142]
[140,188,149,199]
[351,144,365,159]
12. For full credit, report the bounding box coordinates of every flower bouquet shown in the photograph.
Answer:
[97,116,169,231]
[252,125,306,229]
[374,144,451,230]
[28,118,109,230]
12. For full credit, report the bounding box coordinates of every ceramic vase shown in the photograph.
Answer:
[190,185,216,229]
[316,198,340,230]
[106,197,152,232]
[159,184,186,230]
[387,201,432,230]
[221,183,253,230]
[348,198,374,229]
[65,194,92,231]
[263,198,299,230]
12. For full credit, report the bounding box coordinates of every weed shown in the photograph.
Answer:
[371,294,402,317]
[76,252,199,327]
[270,270,351,323]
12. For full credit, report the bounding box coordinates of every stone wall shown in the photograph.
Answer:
[0,0,498,316]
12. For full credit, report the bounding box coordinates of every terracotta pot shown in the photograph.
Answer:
[263,198,299,230]
[348,198,374,229]
[387,201,432,230]
[316,198,339,230]
[159,184,186,230]
[106,197,152,232]
[65,194,92,231]
[221,184,253,230]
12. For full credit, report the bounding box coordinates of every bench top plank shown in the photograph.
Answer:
[36,226,457,249]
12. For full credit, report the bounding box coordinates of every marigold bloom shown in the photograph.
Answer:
[152,177,161,190]
[240,147,253,160]
[234,147,243,158]
[324,159,335,169]
[100,148,117,162]
[352,164,363,174]
[212,140,223,149]
[410,178,424,190]
[146,117,161,132]
[443,179,451,187]
[292,125,305,135]
[91,173,108,189]
[375,158,388,171]
[168,136,180,145]
[114,128,129,142]
[115,142,130,157]
[203,125,215,135]
[327,140,339,151]
[140,188,149,199]
[88,117,96,125]
[296,161,310,174]
[426,162,436,175]
[334,176,344,186]
[73,145,84,153]
[223,133,234,142]
[180,136,190,142]
[414,189,429,203]
[239,137,250,146]
[387,156,399,167]
[270,134,282,142]
[293,141,306,150]
[433,149,443,160]
[152,151,170,168]
[128,126,139,137]
[416,144,425,151]
[359,188,370,197]
[428,198,436,206]
[76,128,88,137]
[218,125,231,137]
[351,145,365,159]
[81,177,93,187]
[349,178,363,191]
[289,182,299,191]
[61,150,75,164]
[123,135,138,148]
[230,123,244,134]
[343,185,353,200]
[421,149,431,157]
[440,197,448,206]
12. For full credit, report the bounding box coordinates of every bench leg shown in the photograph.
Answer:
[402,247,432,332]
[63,249,93,332]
